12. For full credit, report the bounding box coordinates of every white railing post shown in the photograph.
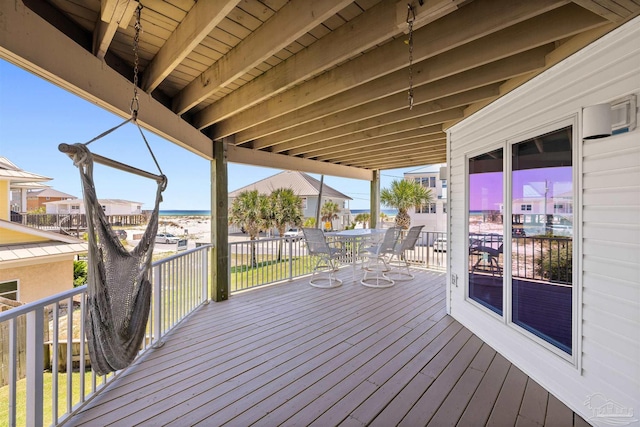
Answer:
[8,318,17,427]
[288,238,293,280]
[202,246,209,303]
[26,308,44,427]
[152,265,163,348]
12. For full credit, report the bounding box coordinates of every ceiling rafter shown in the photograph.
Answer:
[172,0,353,115]
[6,0,637,175]
[141,0,241,92]
[315,137,447,163]
[189,0,401,125]
[216,2,603,143]
[205,0,571,136]
[293,125,445,158]
[93,0,138,60]
[266,85,499,155]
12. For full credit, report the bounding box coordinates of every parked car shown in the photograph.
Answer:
[432,237,447,252]
[283,228,303,241]
[115,229,127,239]
[156,233,180,244]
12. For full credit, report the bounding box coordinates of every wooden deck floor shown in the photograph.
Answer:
[67,268,587,426]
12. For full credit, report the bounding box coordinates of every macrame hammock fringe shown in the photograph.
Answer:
[65,139,166,375]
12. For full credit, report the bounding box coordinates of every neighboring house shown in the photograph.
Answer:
[404,164,447,234]
[26,187,76,211]
[45,198,143,216]
[0,221,87,303]
[0,162,87,303]
[446,21,639,426]
[228,171,352,231]
[1,156,50,213]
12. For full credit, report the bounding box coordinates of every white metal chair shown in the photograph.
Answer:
[302,227,344,288]
[385,225,424,281]
[360,227,401,288]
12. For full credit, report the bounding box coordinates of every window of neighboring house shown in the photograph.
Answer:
[301,198,307,209]
[429,203,437,213]
[430,176,436,187]
[521,204,532,211]
[0,280,18,301]
[71,205,80,210]
[415,204,427,214]
[45,197,50,200]
[443,202,447,214]
[136,205,141,210]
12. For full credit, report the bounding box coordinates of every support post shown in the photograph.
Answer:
[370,170,380,229]
[211,139,229,301]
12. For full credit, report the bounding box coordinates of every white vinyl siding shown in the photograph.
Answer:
[447,17,640,424]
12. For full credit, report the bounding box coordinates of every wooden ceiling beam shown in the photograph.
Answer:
[286,107,464,156]
[226,145,372,180]
[269,47,549,154]
[336,138,447,164]
[189,0,402,126]
[354,153,447,169]
[141,0,240,92]
[300,127,445,158]
[571,0,630,22]
[173,0,352,114]
[207,0,571,136]
[263,84,498,153]
[317,138,447,163]
[230,3,603,144]
[93,0,138,60]
[444,22,618,129]
[341,147,448,168]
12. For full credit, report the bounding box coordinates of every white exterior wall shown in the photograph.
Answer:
[406,172,447,233]
[447,18,639,425]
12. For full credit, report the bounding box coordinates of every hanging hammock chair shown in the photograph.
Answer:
[60,5,168,375]
[65,141,166,375]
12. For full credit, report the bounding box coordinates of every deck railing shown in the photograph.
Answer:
[228,230,448,292]
[0,244,212,426]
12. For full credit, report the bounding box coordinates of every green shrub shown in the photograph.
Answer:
[73,260,88,287]
[535,241,572,283]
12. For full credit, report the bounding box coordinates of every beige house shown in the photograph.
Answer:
[0,159,87,303]
[229,170,352,231]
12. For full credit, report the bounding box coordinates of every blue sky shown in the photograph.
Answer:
[0,59,417,210]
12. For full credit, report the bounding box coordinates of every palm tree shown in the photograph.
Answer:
[229,190,269,267]
[270,187,303,261]
[354,213,371,229]
[320,200,340,231]
[380,179,432,229]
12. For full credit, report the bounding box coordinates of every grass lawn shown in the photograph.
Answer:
[0,371,106,427]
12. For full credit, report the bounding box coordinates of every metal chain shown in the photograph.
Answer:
[131,4,143,119]
[406,4,415,110]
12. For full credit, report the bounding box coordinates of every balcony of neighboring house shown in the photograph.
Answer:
[1,233,588,426]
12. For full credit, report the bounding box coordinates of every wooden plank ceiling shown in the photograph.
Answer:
[17,0,640,174]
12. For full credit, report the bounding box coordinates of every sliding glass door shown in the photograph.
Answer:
[467,125,574,355]
[468,148,504,315]
[511,126,573,354]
